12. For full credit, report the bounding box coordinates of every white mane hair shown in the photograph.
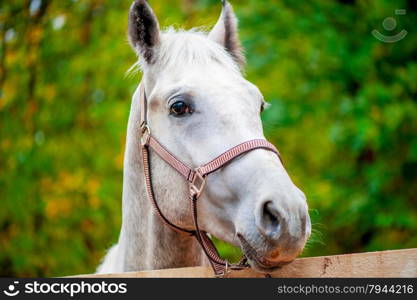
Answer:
[128,27,242,76]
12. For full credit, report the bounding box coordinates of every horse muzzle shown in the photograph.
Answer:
[237,197,311,273]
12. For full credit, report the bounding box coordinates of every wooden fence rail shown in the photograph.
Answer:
[72,248,417,278]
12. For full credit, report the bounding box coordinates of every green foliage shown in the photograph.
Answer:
[0,0,416,276]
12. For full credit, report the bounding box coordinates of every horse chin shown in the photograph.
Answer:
[237,233,295,274]
[245,253,293,274]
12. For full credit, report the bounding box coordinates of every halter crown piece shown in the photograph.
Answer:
[138,82,280,276]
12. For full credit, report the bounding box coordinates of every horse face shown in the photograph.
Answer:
[128,0,311,272]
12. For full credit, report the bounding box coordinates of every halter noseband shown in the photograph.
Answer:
[139,82,280,276]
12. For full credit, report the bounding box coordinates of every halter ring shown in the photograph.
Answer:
[140,123,151,146]
[189,170,206,198]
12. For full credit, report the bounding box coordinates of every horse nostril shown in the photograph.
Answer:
[260,201,283,236]
[263,202,280,227]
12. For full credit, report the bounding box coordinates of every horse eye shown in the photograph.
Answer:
[170,101,191,116]
[260,101,269,114]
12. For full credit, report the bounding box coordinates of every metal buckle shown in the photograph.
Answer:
[140,123,151,146]
[214,261,230,278]
[189,169,206,198]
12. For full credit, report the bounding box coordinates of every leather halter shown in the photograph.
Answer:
[138,83,280,276]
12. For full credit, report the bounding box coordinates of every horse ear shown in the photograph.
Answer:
[208,1,245,69]
[128,0,160,64]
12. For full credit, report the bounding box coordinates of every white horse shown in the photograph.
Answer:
[97,0,311,274]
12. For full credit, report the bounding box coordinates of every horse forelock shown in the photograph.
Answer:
[128,27,241,76]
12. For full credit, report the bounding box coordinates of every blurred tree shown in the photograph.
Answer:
[0,0,416,276]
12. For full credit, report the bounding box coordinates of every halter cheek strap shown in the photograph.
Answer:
[139,83,280,276]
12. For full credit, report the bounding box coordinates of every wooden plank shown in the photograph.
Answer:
[71,266,213,279]
[70,248,417,278]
